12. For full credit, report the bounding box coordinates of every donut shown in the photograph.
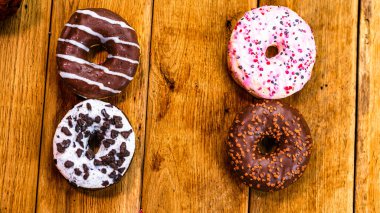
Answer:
[57,8,140,99]
[226,100,312,191]
[53,99,135,189]
[0,0,22,20]
[228,6,316,99]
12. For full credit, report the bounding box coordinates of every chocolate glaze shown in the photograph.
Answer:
[226,100,312,192]
[57,8,140,99]
[0,0,22,20]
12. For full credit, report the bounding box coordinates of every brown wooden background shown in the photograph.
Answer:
[0,0,378,212]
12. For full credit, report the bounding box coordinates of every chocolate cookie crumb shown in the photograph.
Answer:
[86,103,92,110]
[102,181,109,186]
[109,171,117,179]
[61,127,72,136]
[85,150,95,160]
[113,116,123,128]
[57,143,65,153]
[83,164,89,172]
[118,167,125,173]
[111,130,119,139]
[83,173,89,180]
[74,168,82,176]
[76,149,83,157]
[62,139,71,148]
[64,161,74,168]
[95,116,101,123]
[121,130,132,139]
[94,159,103,166]
[101,109,110,119]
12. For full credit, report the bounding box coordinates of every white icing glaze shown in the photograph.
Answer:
[59,71,121,94]
[107,54,139,64]
[53,99,135,189]
[76,10,135,31]
[65,23,140,49]
[228,6,316,99]
[57,54,134,80]
[58,38,90,52]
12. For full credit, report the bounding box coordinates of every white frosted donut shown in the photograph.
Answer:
[53,99,135,189]
[228,6,316,99]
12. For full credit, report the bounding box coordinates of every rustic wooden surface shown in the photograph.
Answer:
[0,0,378,212]
[356,0,380,212]
[142,0,256,211]
[0,0,51,212]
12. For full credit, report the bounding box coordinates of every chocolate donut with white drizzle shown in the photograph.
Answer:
[57,8,140,99]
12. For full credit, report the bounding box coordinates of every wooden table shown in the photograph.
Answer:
[0,0,378,212]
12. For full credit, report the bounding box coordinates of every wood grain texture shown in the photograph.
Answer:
[35,0,152,212]
[249,1,358,212]
[142,0,257,212]
[2,0,378,211]
[0,0,51,212]
[356,0,380,212]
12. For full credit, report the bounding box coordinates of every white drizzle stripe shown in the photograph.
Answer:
[58,38,90,52]
[107,54,139,64]
[76,10,135,31]
[57,54,134,80]
[59,71,121,93]
[65,24,140,49]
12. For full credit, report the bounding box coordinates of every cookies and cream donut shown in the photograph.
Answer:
[226,100,312,192]
[0,0,22,20]
[228,6,316,99]
[57,8,140,99]
[53,99,135,189]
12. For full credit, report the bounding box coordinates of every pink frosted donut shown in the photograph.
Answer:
[228,6,316,99]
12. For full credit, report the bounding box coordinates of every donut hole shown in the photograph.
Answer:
[88,45,108,65]
[259,137,279,155]
[265,45,279,59]
[88,131,104,154]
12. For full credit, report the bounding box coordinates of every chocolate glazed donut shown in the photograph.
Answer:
[57,8,140,99]
[226,100,312,192]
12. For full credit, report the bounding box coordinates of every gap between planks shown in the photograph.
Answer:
[139,0,156,210]
[34,0,55,212]
[353,0,362,211]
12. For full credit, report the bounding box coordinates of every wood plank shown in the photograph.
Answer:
[0,0,52,212]
[249,1,358,212]
[35,0,152,212]
[142,0,257,212]
[356,0,380,211]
